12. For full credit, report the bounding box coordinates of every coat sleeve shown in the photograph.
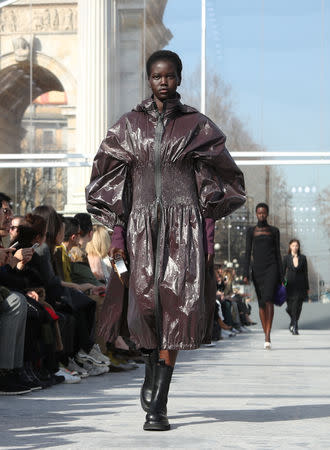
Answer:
[243,227,253,280]
[274,227,284,281]
[192,119,246,220]
[282,255,288,279]
[303,255,309,291]
[85,124,132,231]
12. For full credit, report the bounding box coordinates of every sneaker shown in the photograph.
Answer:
[112,351,139,369]
[55,368,81,384]
[0,383,32,396]
[222,329,236,338]
[107,351,136,371]
[82,361,109,376]
[0,373,32,395]
[232,327,241,334]
[68,358,89,378]
[51,374,65,385]
[204,342,216,347]
[76,348,104,366]
[240,326,250,332]
[14,368,42,391]
[90,344,110,366]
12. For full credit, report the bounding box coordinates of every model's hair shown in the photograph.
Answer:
[0,192,12,209]
[33,205,62,253]
[17,214,47,245]
[288,239,301,255]
[63,217,80,241]
[74,213,93,237]
[146,50,182,79]
[255,202,269,213]
[86,225,111,259]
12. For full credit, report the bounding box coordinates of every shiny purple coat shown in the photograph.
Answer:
[86,96,245,350]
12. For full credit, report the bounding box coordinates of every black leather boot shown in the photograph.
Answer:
[140,349,158,412]
[292,321,299,335]
[143,360,173,431]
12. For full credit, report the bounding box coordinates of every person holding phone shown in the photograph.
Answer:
[86,50,245,431]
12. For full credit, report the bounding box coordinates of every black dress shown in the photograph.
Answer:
[282,254,309,322]
[244,223,283,308]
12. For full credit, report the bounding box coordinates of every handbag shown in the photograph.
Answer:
[274,284,287,307]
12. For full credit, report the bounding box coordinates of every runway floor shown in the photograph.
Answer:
[1,328,330,449]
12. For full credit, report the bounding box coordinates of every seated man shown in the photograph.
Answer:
[9,215,24,245]
[0,281,30,395]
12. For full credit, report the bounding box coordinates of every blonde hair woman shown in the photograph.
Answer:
[86,225,111,282]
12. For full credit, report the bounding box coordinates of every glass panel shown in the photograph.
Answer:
[0,0,75,208]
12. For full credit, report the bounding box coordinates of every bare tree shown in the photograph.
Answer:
[17,167,66,214]
[317,186,330,239]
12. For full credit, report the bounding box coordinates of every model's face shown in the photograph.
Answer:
[148,60,180,103]
[256,207,268,222]
[290,242,299,254]
[9,217,23,242]
[0,201,13,237]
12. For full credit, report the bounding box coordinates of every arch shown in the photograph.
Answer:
[0,51,76,106]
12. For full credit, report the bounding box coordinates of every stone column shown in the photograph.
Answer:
[65,0,111,213]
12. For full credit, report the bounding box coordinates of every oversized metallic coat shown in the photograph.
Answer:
[86,96,246,350]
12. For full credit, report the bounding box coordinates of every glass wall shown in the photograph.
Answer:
[164,0,330,299]
[0,0,329,299]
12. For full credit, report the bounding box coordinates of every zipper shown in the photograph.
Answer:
[153,111,165,348]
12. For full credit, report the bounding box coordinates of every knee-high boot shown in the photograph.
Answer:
[140,349,158,412]
[143,360,174,431]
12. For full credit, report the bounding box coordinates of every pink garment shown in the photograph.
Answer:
[111,219,215,255]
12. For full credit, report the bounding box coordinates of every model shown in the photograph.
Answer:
[244,203,283,349]
[283,239,309,335]
[86,50,246,430]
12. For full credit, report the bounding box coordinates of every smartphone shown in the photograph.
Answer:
[114,257,128,276]
[32,243,40,249]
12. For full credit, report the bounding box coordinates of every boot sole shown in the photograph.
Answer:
[143,422,170,431]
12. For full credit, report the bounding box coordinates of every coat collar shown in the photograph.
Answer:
[133,94,198,119]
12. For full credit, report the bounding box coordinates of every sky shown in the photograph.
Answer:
[163,0,330,285]
[163,0,330,187]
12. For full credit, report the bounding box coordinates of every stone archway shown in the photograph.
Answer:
[0,51,76,204]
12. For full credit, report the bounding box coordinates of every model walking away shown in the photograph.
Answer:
[283,239,309,335]
[243,203,283,349]
[86,50,246,430]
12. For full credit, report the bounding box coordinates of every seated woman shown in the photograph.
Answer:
[32,206,109,376]
[86,225,111,283]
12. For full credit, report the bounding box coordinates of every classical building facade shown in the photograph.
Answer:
[0,0,172,212]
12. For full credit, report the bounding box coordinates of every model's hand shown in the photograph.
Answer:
[243,277,249,285]
[110,247,127,262]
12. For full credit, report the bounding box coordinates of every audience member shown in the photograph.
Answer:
[0,199,255,396]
